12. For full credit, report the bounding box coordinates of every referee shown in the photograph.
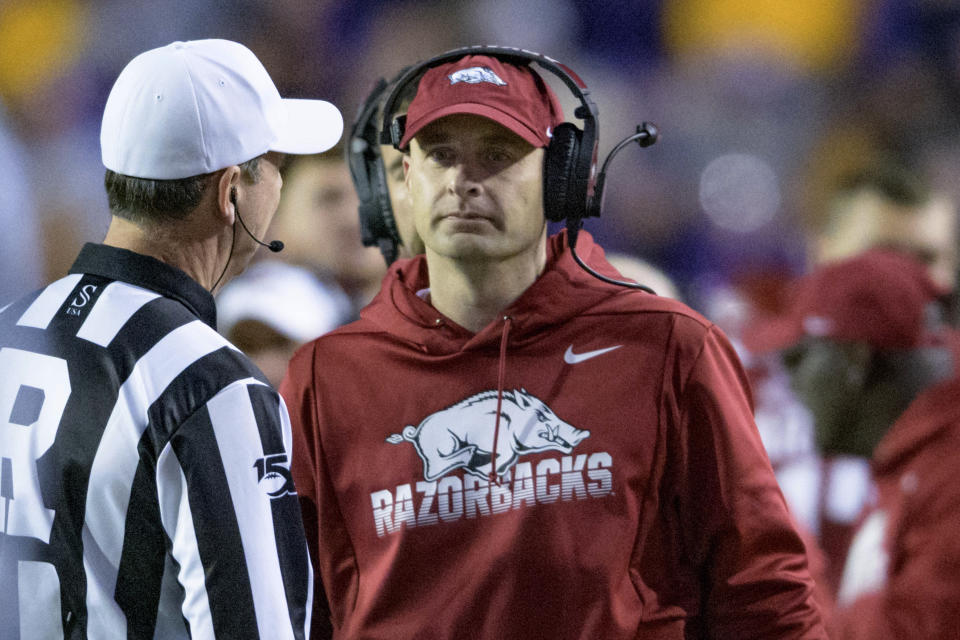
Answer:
[0,40,342,638]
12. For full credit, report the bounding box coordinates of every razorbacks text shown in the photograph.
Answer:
[369,452,612,537]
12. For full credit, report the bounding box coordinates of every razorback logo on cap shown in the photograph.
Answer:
[448,66,507,86]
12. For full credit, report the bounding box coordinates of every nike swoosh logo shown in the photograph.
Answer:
[564,345,622,364]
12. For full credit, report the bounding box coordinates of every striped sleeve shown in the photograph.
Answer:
[83,319,229,638]
[156,378,312,640]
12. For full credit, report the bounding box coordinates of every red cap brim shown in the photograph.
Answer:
[400,102,549,149]
[742,314,805,355]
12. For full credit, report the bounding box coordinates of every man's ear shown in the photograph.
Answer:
[217,166,241,224]
[402,153,411,188]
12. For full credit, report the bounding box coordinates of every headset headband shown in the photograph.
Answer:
[382,48,597,163]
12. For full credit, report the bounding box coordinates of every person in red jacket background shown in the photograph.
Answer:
[281,46,826,639]
[746,248,960,639]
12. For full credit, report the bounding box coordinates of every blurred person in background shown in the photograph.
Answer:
[797,160,959,584]
[735,158,959,589]
[814,162,958,318]
[267,148,387,319]
[746,249,960,639]
[216,260,352,387]
[0,39,343,638]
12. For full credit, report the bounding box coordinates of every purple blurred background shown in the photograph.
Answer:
[3,0,960,316]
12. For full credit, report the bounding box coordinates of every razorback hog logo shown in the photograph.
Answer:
[386,389,589,481]
[448,66,507,86]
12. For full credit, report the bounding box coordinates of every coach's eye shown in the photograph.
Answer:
[486,149,510,164]
[428,147,455,166]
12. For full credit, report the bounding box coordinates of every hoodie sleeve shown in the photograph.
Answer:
[675,324,826,638]
[280,342,336,640]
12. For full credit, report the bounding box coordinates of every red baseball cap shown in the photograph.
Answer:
[398,54,564,150]
[744,249,946,353]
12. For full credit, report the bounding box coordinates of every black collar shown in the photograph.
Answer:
[69,243,217,329]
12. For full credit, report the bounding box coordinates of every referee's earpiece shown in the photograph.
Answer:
[230,187,237,206]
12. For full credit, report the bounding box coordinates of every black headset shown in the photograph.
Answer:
[347,70,409,266]
[376,45,660,291]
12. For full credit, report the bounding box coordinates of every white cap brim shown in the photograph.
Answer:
[272,98,344,155]
[216,261,349,342]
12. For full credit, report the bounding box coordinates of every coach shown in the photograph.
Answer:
[282,47,825,639]
[0,39,342,638]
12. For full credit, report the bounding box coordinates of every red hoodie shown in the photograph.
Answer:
[832,373,960,640]
[281,231,826,640]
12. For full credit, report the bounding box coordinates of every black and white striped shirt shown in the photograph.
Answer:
[0,243,312,639]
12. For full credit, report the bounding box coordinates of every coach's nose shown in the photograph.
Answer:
[450,159,484,200]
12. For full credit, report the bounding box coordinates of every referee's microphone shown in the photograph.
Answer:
[231,189,284,252]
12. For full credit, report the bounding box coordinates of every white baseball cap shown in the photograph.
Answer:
[101,39,343,179]
[216,261,351,343]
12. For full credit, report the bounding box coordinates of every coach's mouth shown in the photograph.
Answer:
[439,211,498,227]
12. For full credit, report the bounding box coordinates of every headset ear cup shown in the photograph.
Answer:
[543,123,582,222]
[348,136,400,264]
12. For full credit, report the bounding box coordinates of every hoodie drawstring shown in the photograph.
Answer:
[490,315,512,485]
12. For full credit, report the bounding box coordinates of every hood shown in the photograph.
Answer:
[358,230,638,355]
